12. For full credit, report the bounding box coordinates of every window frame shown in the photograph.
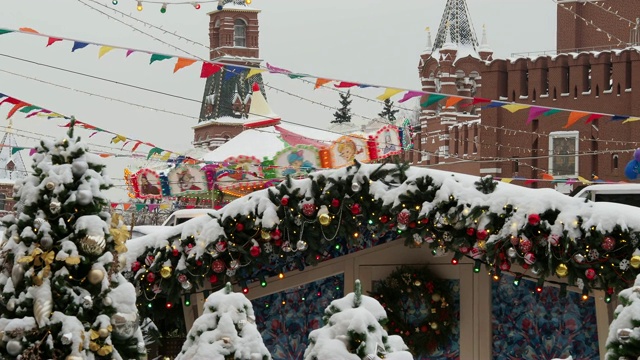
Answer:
[548,131,579,178]
[234,19,247,47]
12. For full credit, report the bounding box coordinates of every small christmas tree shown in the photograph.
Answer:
[304,280,413,360]
[332,90,353,124]
[176,283,271,360]
[0,118,145,359]
[378,99,399,123]
[605,271,640,359]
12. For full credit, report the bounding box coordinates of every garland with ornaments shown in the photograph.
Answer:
[369,266,455,356]
[126,161,640,314]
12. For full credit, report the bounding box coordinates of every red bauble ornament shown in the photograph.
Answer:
[131,261,141,272]
[459,246,470,254]
[236,223,245,232]
[145,255,155,266]
[470,247,485,259]
[420,325,428,333]
[548,234,561,246]
[397,209,410,225]
[209,274,218,284]
[274,238,283,247]
[211,259,226,273]
[216,241,227,252]
[510,236,519,246]
[187,243,194,249]
[331,199,340,208]
[250,245,261,257]
[196,260,203,266]
[380,215,389,224]
[519,238,533,253]
[466,228,475,236]
[476,229,488,240]
[302,203,316,217]
[172,248,179,257]
[409,221,416,229]
[146,272,155,283]
[351,203,361,215]
[280,196,289,206]
[524,252,536,265]
[271,229,282,240]
[500,261,511,271]
[528,213,541,226]
[602,236,616,251]
[585,268,597,280]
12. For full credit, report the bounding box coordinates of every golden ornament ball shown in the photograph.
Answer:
[260,229,271,241]
[87,269,105,284]
[430,322,439,330]
[414,280,422,287]
[98,328,110,338]
[631,255,640,269]
[431,293,441,302]
[160,266,172,279]
[556,263,569,277]
[318,213,331,226]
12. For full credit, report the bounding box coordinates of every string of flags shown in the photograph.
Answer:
[1,27,638,129]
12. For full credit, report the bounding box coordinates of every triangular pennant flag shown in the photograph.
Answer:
[288,74,307,79]
[160,152,171,161]
[148,204,159,212]
[398,91,423,103]
[266,63,291,74]
[159,203,170,210]
[29,148,37,156]
[524,179,538,185]
[173,58,197,73]
[471,97,491,105]
[99,154,111,158]
[623,117,640,123]
[0,29,14,36]
[147,147,163,159]
[46,37,63,47]
[135,204,146,212]
[18,27,39,34]
[502,104,530,113]
[110,203,118,209]
[19,105,41,113]
[0,97,20,106]
[611,115,629,122]
[445,96,463,108]
[334,82,358,88]
[98,46,115,59]
[500,178,513,183]
[71,41,89,52]
[150,54,173,64]
[125,49,135,57]
[223,66,245,80]
[482,102,504,109]
[420,94,447,107]
[123,203,132,211]
[563,111,589,128]
[542,109,562,116]
[246,68,266,79]
[526,106,548,124]
[577,176,591,185]
[11,147,25,155]
[376,88,403,101]
[314,78,332,89]
[111,134,127,144]
[6,101,30,119]
[542,173,555,180]
[131,141,143,152]
[200,62,223,78]
[585,113,604,123]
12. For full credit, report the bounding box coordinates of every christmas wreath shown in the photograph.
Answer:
[369,265,456,356]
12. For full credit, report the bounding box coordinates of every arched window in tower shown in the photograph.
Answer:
[612,154,619,171]
[234,19,247,47]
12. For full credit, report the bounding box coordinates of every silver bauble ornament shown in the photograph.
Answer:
[45,182,55,190]
[111,312,140,339]
[507,247,518,259]
[181,281,193,290]
[296,240,308,251]
[61,333,73,345]
[34,296,53,327]
[102,296,113,307]
[11,264,24,285]
[6,298,16,312]
[618,328,632,342]
[49,201,61,214]
[80,235,106,256]
[40,237,53,250]
[6,340,22,356]
[351,182,362,192]
[530,266,542,276]
[282,241,292,252]
[573,253,585,263]
[87,269,105,284]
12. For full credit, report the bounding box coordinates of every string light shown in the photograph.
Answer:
[193,2,201,9]
[112,0,118,4]
[137,1,143,11]
[160,3,167,13]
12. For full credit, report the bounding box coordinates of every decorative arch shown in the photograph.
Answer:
[127,163,640,309]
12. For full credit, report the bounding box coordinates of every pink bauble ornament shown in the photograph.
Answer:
[177,274,187,283]
[528,213,541,226]
[172,248,180,257]
[524,252,536,265]
[476,230,488,240]
[397,209,410,225]
[280,196,289,206]
[585,268,597,280]
[211,259,225,273]
[302,203,315,217]
[602,236,616,251]
[250,245,261,257]
[459,246,470,254]
[500,261,511,271]
[519,238,533,253]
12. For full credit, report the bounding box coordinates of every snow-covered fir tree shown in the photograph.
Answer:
[0,118,145,359]
[606,269,640,359]
[332,90,353,124]
[378,99,399,123]
[304,280,413,360]
[176,283,271,360]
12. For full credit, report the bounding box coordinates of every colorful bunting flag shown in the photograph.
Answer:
[0,29,14,36]
[6,102,30,119]
[542,109,562,116]
[98,46,114,59]
[421,94,447,107]
[150,54,173,64]
[445,96,463,108]
[526,107,548,124]
[314,78,332,89]
[46,37,63,47]
[246,68,266,79]
[623,117,640,123]
[266,63,291,74]
[223,65,245,80]
[125,49,135,57]
[502,104,530,113]
[563,111,589,128]
[611,115,629,122]
[376,88,403,101]
[111,134,127,144]
[147,147,163,159]
[18,27,38,34]
[71,41,89,52]
[200,62,223,78]
[398,91,423,103]
[173,58,197,73]
[585,114,604,124]
[334,82,359,88]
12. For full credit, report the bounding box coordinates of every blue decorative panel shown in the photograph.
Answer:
[252,274,344,360]
[492,274,600,359]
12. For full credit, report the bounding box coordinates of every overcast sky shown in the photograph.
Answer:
[0,0,557,201]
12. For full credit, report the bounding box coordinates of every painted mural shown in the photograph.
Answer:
[329,135,369,168]
[133,169,162,199]
[215,156,263,184]
[168,165,208,196]
[375,125,403,159]
[274,145,320,178]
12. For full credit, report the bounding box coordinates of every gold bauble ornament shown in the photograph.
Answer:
[414,280,421,286]
[318,213,331,226]
[430,322,439,330]
[260,230,271,241]
[160,266,172,279]
[98,328,110,338]
[556,263,569,277]
[79,235,106,256]
[431,293,441,302]
[87,269,105,284]
[631,255,640,269]
[45,182,55,191]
